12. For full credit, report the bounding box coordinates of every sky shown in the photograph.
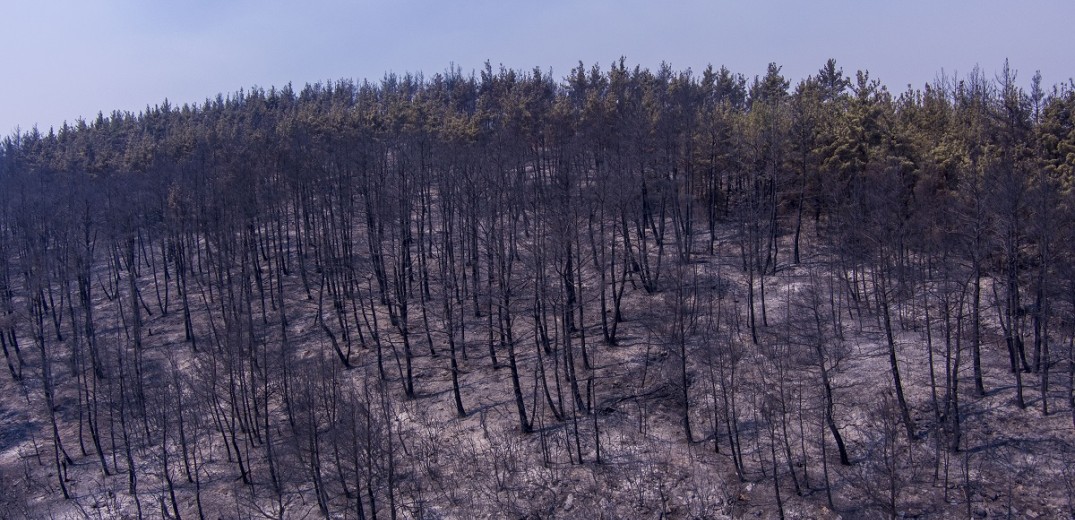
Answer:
[2,1,1074,135]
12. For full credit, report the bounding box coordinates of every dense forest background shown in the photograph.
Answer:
[2,59,1075,518]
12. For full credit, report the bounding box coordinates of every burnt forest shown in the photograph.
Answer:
[2,60,1075,518]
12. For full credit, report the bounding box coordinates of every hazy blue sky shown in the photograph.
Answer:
[3,1,1073,135]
